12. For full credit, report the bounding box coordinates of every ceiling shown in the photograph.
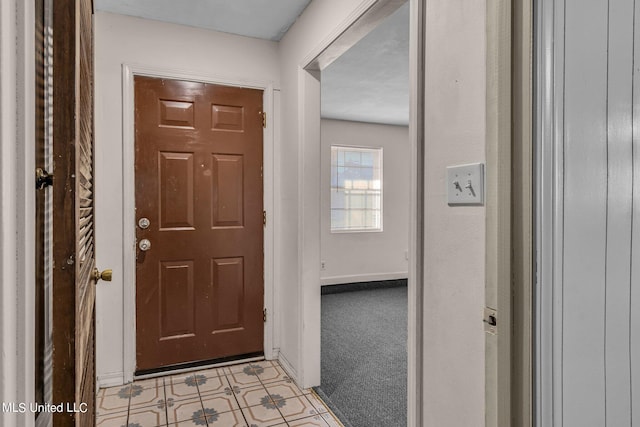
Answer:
[94,0,313,41]
[95,0,409,126]
[321,2,409,126]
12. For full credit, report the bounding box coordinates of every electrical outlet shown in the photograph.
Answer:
[320,261,326,270]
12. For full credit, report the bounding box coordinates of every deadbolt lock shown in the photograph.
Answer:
[138,217,150,229]
[93,268,113,282]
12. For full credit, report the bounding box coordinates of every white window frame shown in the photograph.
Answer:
[330,144,383,233]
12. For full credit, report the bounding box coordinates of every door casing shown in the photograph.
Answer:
[485,0,534,426]
[121,64,276,382]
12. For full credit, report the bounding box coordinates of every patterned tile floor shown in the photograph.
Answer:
[96,360,343,427]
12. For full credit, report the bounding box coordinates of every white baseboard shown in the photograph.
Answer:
[269,348,280,360]
[320,271,408,286]
[277,352,298,385]
[97,371,125,389]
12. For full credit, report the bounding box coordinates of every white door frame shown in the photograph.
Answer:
[535,0,564,424]
[294,0,424,425]
[121,64,276,382]
[0,0,36,425]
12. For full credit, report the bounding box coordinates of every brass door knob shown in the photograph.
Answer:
[93,268,113,282]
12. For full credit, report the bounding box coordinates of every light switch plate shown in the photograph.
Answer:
[446,163,484,205]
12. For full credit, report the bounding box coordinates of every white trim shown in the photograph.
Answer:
[320,272,408,286]
[407,1,425,425]
[0,0,35,425]
[1,0,36,422]
[536,0,565,425]
[121,63,276,382]
[297,66,322,389]
[97,371,126,390]
[277,351,299,385]
[300,0,378,70]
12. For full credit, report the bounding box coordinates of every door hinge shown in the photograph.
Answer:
[263,308,267,322]
[263,210,266,226]
[261,111,266,128]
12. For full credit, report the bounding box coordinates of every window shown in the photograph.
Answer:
[330,145,382,232]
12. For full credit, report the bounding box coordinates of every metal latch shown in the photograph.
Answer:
[36,168,53,189]
[263,308,267,322]
[483,307,497,334]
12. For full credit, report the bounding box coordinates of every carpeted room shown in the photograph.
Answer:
[316,120,410,426]
[315,280,408,427]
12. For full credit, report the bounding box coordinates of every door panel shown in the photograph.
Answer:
[135,77,264,371]
[159,152,195,229]
[160,261,196,339]
[211,257,245,332]
[212,154,244,226]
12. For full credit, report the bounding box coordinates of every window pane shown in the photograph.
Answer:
[366,210,381,229]
[348,193,365,209]
[331,209,346,229]
[367,194,380,209]
[336,166,346,188]
[344,151,361,166]
[331,190,346,209]
[361,151,374,167]
[330,146,382,231]
[348,209,365,228]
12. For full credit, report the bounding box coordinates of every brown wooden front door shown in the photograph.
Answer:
[134,76,265,371]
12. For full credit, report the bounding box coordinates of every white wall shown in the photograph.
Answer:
[320,119,409,285]
[93,12,280,386]
[422,1,486,425]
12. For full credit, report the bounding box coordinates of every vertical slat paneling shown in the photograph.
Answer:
[52,0,95,424]
[562,0,608,425]
[632,0,640,423]
[51,0,79,423]
[545,0,640,425]
[76,0,95,425]
[605,0,634,425]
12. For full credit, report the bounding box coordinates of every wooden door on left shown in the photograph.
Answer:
[49,0,104,425]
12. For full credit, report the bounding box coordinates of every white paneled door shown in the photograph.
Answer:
[538,0,640,425]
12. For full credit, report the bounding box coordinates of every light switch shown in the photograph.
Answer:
[446,163,484,205]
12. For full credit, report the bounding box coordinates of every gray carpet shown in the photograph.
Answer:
[314,282,407,427]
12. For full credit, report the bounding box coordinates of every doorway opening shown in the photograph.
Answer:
[294,0,423,426]
[313,4,410,426]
